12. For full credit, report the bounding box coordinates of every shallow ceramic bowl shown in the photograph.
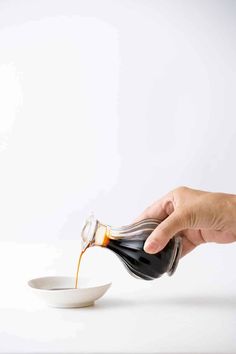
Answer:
[28,276,111,308]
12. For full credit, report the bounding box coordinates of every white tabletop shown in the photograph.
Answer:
[0,241,235,354]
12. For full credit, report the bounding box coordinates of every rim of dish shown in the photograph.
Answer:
[27,276,112,291]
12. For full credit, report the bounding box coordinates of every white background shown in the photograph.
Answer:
[0,0,236,323]
[0,0,236,237]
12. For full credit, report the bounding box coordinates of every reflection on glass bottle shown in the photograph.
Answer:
[81,215,182,280]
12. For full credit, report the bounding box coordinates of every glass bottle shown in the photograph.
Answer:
[81,215,182,280]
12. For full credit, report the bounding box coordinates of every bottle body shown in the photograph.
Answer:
[81,216,182,280]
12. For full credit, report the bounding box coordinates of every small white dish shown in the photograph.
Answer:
[28,276,112,308]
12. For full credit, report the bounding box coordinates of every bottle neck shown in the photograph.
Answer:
[94,223,110,247]
[80,215,110,248]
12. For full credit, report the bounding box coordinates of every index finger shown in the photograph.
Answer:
[134,191,174,223]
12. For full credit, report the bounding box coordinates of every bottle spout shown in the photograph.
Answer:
[80,214,98,247]
[82,240,90,251]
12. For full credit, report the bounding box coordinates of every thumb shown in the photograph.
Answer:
[143,211,186,254]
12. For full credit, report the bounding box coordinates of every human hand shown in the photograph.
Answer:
[136,187,236,257]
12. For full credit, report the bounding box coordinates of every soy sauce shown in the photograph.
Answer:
[50,288,73,291]
[106,237,176,280]
[75,247,88,288]
[81,216,182,281]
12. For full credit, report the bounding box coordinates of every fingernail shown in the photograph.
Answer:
[144,240,159,254]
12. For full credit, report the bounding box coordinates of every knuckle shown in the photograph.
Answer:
[175,186,189,194]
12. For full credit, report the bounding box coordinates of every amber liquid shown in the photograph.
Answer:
[75,246,88,288]
[50,288,73,290]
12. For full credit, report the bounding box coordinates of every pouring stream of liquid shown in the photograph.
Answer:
[75,245,89,288]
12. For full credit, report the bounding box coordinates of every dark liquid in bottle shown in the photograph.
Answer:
[106,236,176,280]
[77,218,181,282]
